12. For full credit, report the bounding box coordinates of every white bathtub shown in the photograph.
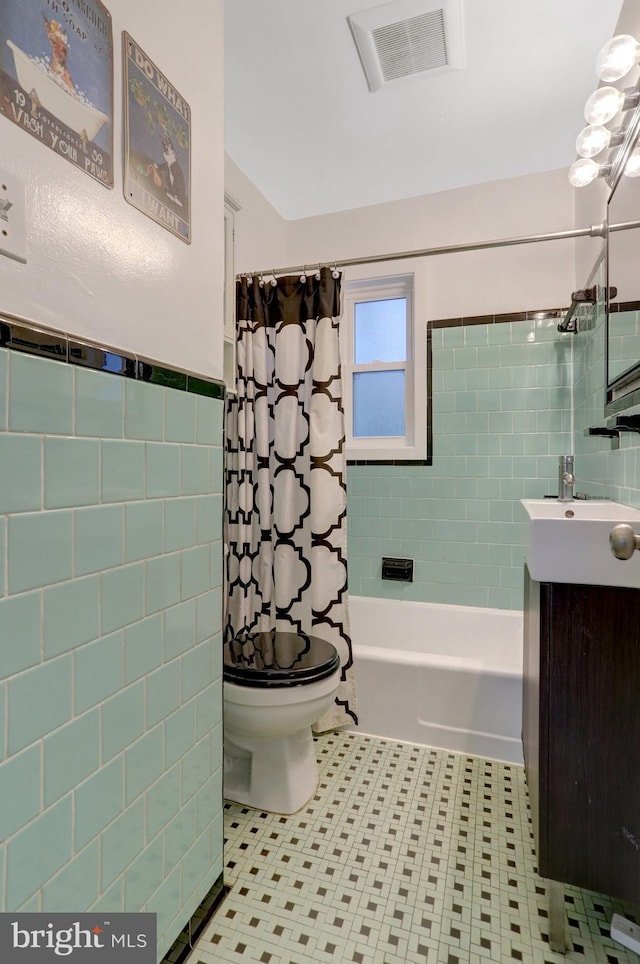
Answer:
[348,595,524,765]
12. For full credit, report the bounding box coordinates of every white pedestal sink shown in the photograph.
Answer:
[520,499,640,587]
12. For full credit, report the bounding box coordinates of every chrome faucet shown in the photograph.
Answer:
[558,455,575,502]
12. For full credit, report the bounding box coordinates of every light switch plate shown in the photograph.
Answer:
[0,168,27,264]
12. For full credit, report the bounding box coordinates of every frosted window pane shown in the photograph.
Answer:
[354,299,406,363]
[353,371,405,437]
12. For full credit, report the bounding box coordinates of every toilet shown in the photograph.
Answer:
[223,630,341,814]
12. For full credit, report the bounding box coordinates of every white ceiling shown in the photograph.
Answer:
[224,0,624,220]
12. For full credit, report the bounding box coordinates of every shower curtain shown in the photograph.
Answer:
[225,268,358,731]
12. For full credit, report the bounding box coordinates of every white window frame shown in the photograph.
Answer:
[342,270,427,461]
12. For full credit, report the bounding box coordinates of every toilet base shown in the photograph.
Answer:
[224,726,319,814]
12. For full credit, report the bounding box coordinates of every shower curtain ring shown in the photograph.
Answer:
[300,265,307,283]
[315,263,321,280]
[332,262,340,280]
[270,270,277,287]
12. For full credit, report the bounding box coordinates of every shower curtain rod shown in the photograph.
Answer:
[236,218,640,280]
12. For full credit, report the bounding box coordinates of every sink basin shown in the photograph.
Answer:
[520,499,640,587]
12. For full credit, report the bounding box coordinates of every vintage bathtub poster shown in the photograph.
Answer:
[0,0,113,187]
[123,33,191,244]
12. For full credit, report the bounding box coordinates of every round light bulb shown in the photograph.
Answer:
[625,146,640,177]
[584,86,626,125]
[575,124,612,158]
[596,34,640,83]
[568,157,601,187]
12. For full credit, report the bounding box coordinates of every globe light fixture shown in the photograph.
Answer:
[584,86,627,125]
[575,125,616,158]
[568,158,604,188]
[625,146,640,177]
[569,33,640,189]
[596,34,640,83]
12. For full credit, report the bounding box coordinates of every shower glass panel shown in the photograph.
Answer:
[353,369,406,437]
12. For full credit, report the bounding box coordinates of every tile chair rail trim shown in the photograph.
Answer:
[0,312,225,400]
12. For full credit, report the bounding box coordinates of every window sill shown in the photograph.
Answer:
[346,441,427,463]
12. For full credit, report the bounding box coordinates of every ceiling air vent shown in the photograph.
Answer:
[348,0,464,92]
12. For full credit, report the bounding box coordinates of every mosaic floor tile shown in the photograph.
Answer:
[187,734,640,963]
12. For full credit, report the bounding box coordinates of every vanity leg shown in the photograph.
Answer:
[548,879,567,953]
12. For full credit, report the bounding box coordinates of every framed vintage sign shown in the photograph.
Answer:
[0,0,113,187]
[123,32,191,243]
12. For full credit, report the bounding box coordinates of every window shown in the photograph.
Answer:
[342,273,427,461]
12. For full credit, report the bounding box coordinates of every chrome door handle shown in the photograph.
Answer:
[610,524,640,560]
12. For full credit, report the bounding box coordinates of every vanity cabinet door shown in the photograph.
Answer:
[529,575,640,901]
[522,570,543,858]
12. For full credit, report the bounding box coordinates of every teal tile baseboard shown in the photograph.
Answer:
[0,342,224,961]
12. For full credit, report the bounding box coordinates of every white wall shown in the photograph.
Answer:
[0,0,224,379]
[288,169,577,317]
[228,166,578,318]
[225,154,288,273]
[574,175,608,288]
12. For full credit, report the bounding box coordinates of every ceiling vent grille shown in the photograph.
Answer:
[348,0,464,92]
[372,10,447,82]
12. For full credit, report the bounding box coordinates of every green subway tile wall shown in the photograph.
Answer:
[0,347,224,962]
[609,308,640,389]
[347,316,572,610]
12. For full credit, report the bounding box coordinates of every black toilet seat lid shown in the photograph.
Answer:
[223,631,340,687]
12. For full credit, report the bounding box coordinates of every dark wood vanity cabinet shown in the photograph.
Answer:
[523,565,640,901]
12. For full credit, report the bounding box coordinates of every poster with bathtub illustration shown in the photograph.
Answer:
[0,0,113,187]
[123,32,191,243]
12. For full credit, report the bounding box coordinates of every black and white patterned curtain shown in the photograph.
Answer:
[225,268,358,731]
